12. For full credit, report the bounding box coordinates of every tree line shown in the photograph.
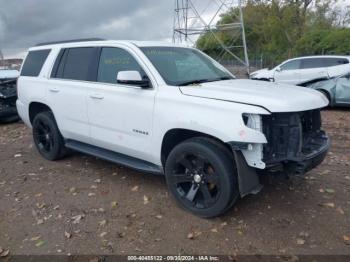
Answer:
[196,0,350,67]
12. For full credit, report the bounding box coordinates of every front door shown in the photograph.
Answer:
[274,59,301,84]
[87,47,156,162]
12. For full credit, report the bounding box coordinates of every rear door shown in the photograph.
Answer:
[298,58,329,83]
[87,46,156,162]
[273,59,301,84]
[48,47,98,142]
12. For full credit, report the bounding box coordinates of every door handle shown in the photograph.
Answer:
[90,93,104,100]
[49,87,60,93]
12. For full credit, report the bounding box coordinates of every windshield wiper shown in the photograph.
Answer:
[178,79,212,86]
[178,77,233,86]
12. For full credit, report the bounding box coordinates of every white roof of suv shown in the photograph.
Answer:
[31,39,184,51]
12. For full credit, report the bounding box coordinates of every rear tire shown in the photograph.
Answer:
[32,111,67,161]
[165,137,239,218]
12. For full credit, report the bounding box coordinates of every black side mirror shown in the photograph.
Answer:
[117,71,152,89]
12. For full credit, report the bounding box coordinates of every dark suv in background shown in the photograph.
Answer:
[0,70,19,123]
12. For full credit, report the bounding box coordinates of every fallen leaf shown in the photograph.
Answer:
[211,228,218,233]
[35,240,46,247]
[155,215,162,220]
[65,231,72,239]
[30,236,41,241]
[325,188,335,194]
[111,201,118,208]
[187,232,194,240]
[100,232,107,238]
[336,207,345,215]
[72,214,85,224]
[143,195,149,205]
[131,186,139,192]
[0,249,9,257]
[320,202,335,208]
[37,219,44,225]
[296,238,305,245]
[36,203,46,209]
[98,220,107,227]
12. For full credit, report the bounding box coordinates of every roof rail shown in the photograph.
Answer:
[36,38,105,47]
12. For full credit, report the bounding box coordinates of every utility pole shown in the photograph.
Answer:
[173,0,250,74]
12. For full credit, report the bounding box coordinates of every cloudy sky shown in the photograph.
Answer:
[0,0,178,58]
[1,0,350,59]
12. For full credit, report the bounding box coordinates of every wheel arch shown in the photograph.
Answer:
[316,88,332,106]
[160,128,232,167]
[29,102,53,124]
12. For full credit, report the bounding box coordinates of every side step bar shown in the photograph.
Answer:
[65,140,163,175]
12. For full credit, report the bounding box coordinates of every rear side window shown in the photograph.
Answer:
[21,49,51,77]
[53,47,95,81]
[325,58,349,67]
[301,58,320,69]
[300,58,349,69]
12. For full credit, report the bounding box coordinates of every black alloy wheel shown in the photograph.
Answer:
[165,137,239,218]
[32,111,67,161]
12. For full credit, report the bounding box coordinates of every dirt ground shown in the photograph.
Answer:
[0,109,349,257]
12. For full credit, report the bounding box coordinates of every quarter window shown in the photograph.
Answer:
[97,47,146,84]
[21,49,51,77]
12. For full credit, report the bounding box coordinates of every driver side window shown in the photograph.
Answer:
[97,47,147,84]
[280,60,301,71]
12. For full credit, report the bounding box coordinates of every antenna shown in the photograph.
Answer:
[173,0,250,74]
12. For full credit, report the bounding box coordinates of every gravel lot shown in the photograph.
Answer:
[0,109,349,257]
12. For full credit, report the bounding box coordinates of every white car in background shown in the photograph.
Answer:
[250,55,350,85]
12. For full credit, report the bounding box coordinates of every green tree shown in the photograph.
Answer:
[196,0,350,67]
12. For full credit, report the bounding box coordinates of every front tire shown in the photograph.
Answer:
[32,111,67,161]
[165,137,239,218]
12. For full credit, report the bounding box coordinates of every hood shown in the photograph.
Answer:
[250,68,273,79]
[180,79,328,113]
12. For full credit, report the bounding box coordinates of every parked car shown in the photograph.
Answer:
[0,70,19,123]
[299,72,350,107]
[250,55,350,85]
[17,39,329,217]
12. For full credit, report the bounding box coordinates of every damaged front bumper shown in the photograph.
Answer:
[0,79,18,121]
[261,109,330,175]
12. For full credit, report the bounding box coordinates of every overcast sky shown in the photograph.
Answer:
[1,0,350,59]
[0,0,176,58]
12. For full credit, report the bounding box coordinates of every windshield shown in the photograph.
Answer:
[140,47,234,86]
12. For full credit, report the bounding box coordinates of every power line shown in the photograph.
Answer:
[173,0,250,74]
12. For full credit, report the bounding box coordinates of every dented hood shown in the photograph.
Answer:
[180,79,328,113]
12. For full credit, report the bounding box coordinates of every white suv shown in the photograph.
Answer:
[250,55,350,85]
[17,39,330,217]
